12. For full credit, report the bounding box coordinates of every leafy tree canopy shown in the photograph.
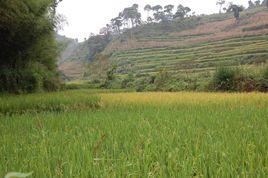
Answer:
[0,0,62,93]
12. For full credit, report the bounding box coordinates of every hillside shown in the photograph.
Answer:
[57,34,111,80]
[56,35,88,80]
[60,7,268,88]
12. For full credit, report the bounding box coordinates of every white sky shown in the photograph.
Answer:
[57,0,248,41]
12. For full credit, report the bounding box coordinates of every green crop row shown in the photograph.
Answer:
[0,90,100,115]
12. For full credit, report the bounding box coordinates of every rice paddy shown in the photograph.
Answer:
[0,90,267,177]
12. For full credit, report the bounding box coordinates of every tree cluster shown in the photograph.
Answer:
[105,3,193,35]
[226,4,244,20]
[108,4,141,35]
[248,0,262,8]
[85,35,112,61]
[0,0,62,93]
[216,0,226,13]
[144,4,192,23]
[262,0,268,7]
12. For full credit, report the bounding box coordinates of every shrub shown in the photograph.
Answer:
[234,70,258,92]
[258,67,268,92]
[0,67,43,94]
[209,66,267,92]
[210,67,236,91]
[154,70,171,91]
[102,65,117,88]
[121,73,135,89]
[135,75,156,92]
[43,77,62,92]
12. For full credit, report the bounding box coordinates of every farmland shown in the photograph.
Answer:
[55,9,268,94]
[106,9,268,80]
[1,1,268,178]
[1,90,268,177]
[110,35,268,77]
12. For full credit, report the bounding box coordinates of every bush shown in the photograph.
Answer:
[234,70,258,92]
[135,75,156,92]
[121,73,135,89]
[0,67,43,94]
[43,77,61,92]
[102,65,117,89]
[154,70,171,91]
[209,66,267,92]
[258,67,268,92]
[0,64,62,94]
[210,67,236,91]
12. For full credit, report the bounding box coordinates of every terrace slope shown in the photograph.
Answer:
[62,8,268,81]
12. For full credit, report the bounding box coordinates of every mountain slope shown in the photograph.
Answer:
[60,8,268,85]
[56,35,88,80]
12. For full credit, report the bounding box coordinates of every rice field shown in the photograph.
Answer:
[0,90,267,177]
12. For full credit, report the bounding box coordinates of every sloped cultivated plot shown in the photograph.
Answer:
[0,91,268,177]
[110,35,268,77]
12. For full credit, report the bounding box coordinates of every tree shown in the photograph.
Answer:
[51,0,63,15]
[152,5,163,12]
[134,12,142,26]
[248,0,255,8]
[99,24,112,40]
[121,4,141,28]
[226,4,244,21]
[0,0,63,93]
[255,0,261,6]
[216,0,226,13]
[103,65,117,88]
[86,35,111,61]
[144,4,152,20]
[154,11,167,22]
[111,16,123,34]
[152,5,164,22]
[164,5,175,21]
[147,17,154,24]
[262,0,268,7]
[173,5,191,19]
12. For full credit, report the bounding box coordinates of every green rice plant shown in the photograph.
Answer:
[0,90,100,115]
[0,92,267,177]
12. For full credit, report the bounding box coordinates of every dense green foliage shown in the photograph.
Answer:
[0,92,267,177]
[86,35,112,61]
[209,67,268,92]
[0,0,61,93]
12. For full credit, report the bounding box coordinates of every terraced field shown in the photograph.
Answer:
[103,9,268,80]
[61,8,268,82]
[110,35,268,78]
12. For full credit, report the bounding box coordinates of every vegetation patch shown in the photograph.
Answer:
[1,92,267,177]
[0,90,100,115]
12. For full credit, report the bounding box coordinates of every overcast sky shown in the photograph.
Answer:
[57,0,248,41]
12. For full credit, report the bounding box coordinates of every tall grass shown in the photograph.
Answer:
[0,91,267,177]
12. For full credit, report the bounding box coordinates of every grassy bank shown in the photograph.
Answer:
[0,91,267,177]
